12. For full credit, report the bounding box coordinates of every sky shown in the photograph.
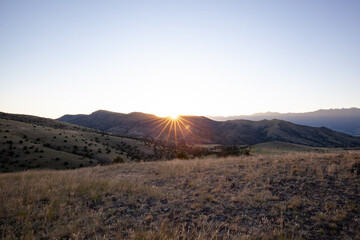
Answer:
[0,0,359,118]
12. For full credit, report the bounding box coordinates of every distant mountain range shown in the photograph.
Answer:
[209,108,360,136]
[58,110,360,147]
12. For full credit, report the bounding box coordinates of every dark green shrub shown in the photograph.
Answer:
[113,156,124,164]
[176,151,189,159]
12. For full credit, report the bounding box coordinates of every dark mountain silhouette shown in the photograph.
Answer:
[209,108,360,136]
[58,110,360,147]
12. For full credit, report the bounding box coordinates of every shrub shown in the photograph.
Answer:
[176,151,189,159]
[239,146,252,156]
[219,145,252,157]
[113,156,124,164]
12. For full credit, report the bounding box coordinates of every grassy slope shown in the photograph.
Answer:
[252,141,332,154]
[1,151,360,239]
[0,118,155,172]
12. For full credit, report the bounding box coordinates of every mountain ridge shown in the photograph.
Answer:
[208,108,360,136]
[58,110,360,148]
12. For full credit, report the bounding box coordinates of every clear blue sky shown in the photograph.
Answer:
[1,0,359,118]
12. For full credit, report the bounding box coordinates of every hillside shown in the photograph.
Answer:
[209,108,360,136]
[58,110,360,147]
[3,110,360,173]
[252,141,328,154]
[0,112,166,173]
[1,151,360,239]
[59,110,159,132]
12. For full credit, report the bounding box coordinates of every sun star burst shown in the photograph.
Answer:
[145,114,198,148]
[169,114,179,120]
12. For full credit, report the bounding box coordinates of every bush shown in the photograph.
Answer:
[113,156,124,164]
[239,146,252,156]
[43,143,51,147]
[219,145,252,157]
[176,151,189,159]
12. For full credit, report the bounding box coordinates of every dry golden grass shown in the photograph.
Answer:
[1,151,360,239]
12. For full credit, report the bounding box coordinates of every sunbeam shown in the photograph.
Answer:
[145,115,198,147]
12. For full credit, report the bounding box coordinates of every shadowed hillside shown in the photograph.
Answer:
[58,110,360,147]
[0,112,163,173]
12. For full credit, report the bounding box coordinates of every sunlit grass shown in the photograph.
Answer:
[1,151,360,239]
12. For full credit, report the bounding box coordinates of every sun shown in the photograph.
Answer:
[147,113,197,148]
[169,114,179,120]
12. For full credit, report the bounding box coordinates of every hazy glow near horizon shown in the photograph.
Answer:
[1,0,360,118]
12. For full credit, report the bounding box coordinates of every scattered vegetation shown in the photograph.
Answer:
[0,117,157,172]
[1,151,360,239]
[0,116,264,173]
[1,111,360,238]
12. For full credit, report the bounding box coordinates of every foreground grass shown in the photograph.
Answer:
[1,151,360,239]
